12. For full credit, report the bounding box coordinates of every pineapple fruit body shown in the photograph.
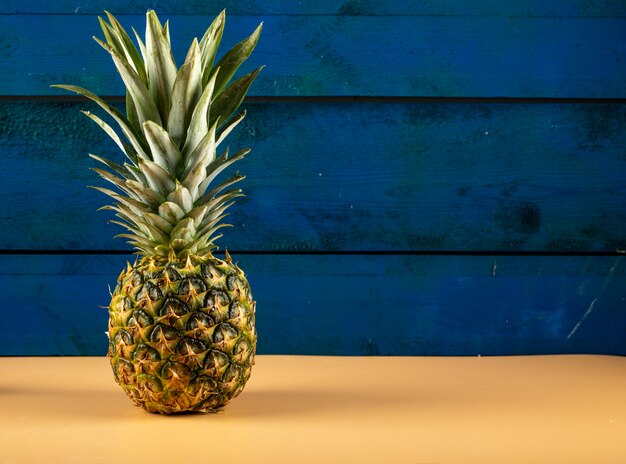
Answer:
[109,254,256,414]
[54,10,263,413]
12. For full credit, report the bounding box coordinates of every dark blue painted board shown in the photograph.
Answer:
[3,14,626,97]
[1,254,624,356]
[3,0,626,16]
[2,100,625,252]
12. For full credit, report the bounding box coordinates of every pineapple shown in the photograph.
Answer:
[53,10,262,414]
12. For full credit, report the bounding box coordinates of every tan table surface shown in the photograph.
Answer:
[0,355,625,464]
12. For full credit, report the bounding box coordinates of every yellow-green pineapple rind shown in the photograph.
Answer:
[108,254,256,414]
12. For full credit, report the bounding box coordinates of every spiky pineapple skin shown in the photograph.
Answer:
[108,254,256,414]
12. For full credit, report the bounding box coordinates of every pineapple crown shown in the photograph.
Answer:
[52,10,262,259]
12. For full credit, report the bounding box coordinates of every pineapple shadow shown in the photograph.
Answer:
[227,388,419,418]
[225,376,524,419]
[0,387,413,420]
[0,386,136,420]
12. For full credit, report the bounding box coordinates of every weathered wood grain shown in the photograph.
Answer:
[2,100,626,252]
[1,253,623,356]
[2,14,626,97]
[2,0,626,16]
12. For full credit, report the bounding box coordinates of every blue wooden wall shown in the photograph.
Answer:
[1,1,625,356]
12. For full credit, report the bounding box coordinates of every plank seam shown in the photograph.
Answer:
[2,95,626,105]
[1,13,626,19]
[0,250,623,257]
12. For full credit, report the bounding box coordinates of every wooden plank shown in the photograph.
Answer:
[1,100,626,253]
[3,0,626,16]
[2,15,626,98]
[0,253,624,356]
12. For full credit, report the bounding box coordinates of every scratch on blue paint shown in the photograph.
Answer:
[567,256,623,340]
[567,298,597,340]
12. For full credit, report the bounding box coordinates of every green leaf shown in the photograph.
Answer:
[203,171,245,200]
[203,189,243,216]
[125,91,140,132]
[89,153,142,183]
[158,201,186,224]
[182,121,221,200]
[199,191,243,228]
[187,204,208,227]
[104,11,148,84]
[197,147,250,200]
[202,206,233,229]
[125,163,146,182]
[167,182,194,213]
[111,206,169,242]
[98,15,147,86]
[216,110,246,147]
[125,179,164,206]
[182,223,230,254]
[167,39,203,147]
[182,70,218,159]
[109,218,146,236]
[195,242,221,255]
[143,120,183,172]
[87,16,145,128]
[98,16,123,54]
[211,22,262,95]
[82,111,141,163]
[104,203,143,229]
[196,215,230,248]
[91,186,150,217]
[94,36,161,126]
[51,84,149,159]
[182,118,218,181]
[199,10,225,85]
[116,234,155,249]
[92,167,139,200]
[138,158,176,194]
[145,10,177,121]
[132,27,148,63]
[163,19,171,45]
[144,212,175,233]
[170,217,196,242]
[113,205,169,242]
[209,66,263,130]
